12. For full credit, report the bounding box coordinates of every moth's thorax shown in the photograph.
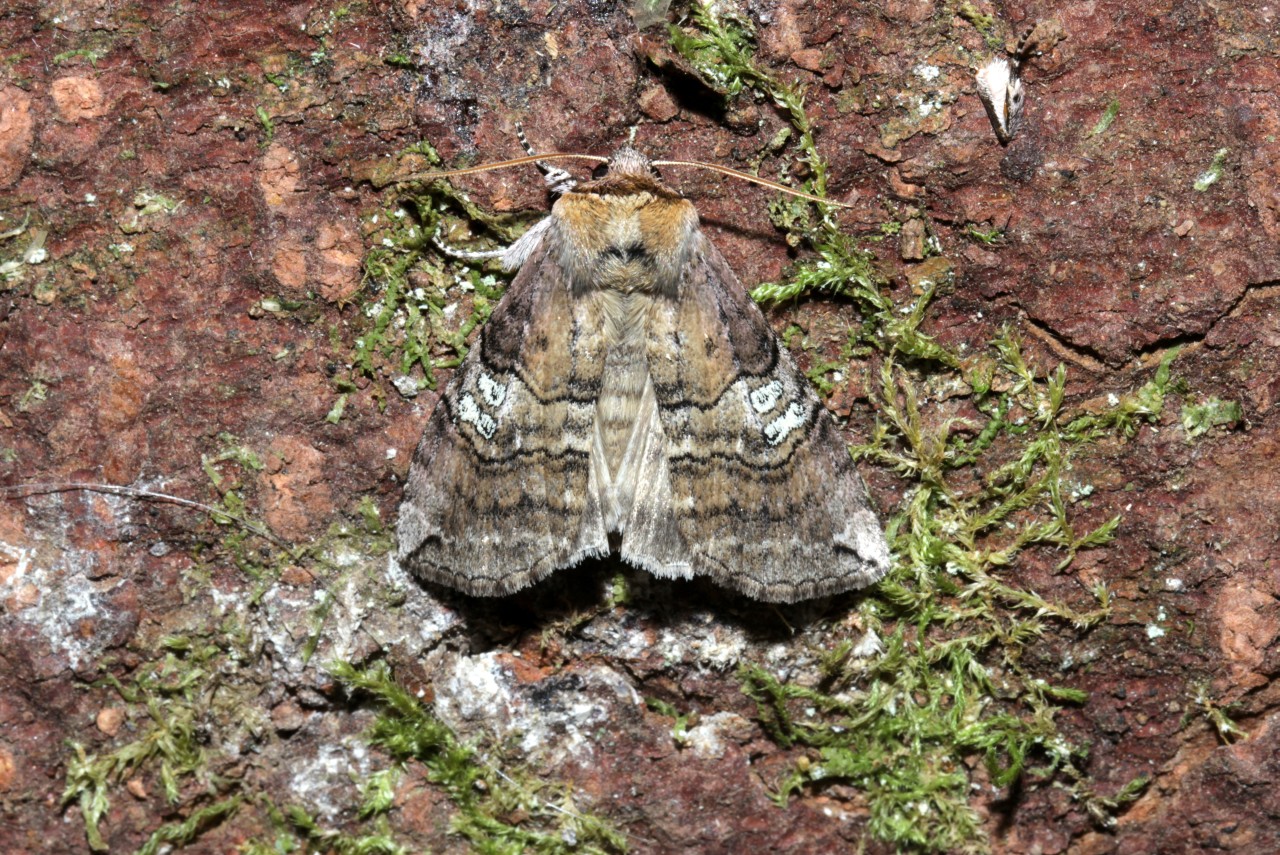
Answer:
[552,152,698,296]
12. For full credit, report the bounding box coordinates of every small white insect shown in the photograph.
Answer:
[976,27,1041,145]
[975,56,1025,144]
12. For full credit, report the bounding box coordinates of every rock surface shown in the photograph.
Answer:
[1,1,1277,853]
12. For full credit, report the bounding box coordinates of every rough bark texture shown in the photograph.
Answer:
[1,1,1278,853]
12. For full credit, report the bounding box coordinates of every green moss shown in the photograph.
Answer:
[263,71,292,93]
[60,418,608,851]
[1192,148,1229,191]
[1180,396,1242,439]
[58,434,402,849]
[1192,682,1248,743]
[963,223,1004,245]
[255,105,275,145]
[669,2,834,203]
[358,767,402,818]
[193,433,301,594]
[135,798,243,855]
[52,46,110,66]
[118,190,184,235]
[645,698,693,747]
[666,3,760,99]
[201,432,265,482]
[955,3,1004,50]
[329,661,627,853]
[1088,98,1121,137]
[798,354,843,397]
[246,803,407,855]
[729,329,1168,848]
[1069,772,1150,830]
[63,636,250,852]
[16,379,47,411]
[61,474,593,852]
[339,145,532,406]
[134,190,183,216]
[956,2,995,33]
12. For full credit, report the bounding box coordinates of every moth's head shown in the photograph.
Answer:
[575,146,679,199]
[604,146,657,179]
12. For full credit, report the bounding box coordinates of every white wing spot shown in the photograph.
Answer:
[456,393,497,439]
[749,379,785,414]
[764,402,809,445]
[478,372,507,407]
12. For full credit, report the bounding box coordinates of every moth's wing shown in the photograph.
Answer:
[396,236,612,595]
[634,234,891,603]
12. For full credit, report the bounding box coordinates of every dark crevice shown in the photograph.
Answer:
[1021,317,1114,372]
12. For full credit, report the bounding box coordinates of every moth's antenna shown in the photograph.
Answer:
[1012,24,1040,63]
[399,148,851,208]
[398,153,609,184]
[651,159,853,209]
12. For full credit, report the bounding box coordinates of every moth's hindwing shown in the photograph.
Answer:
[634,235,891,602]
[396,239,611,595]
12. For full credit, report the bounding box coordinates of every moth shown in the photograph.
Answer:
[975,27,1042,144]
[396,141,890,603]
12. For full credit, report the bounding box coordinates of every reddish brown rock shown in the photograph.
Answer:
[51,76,105,121]
[0,745,14,791]
[790,48,825,72]
[258,143,301,210]
[261,436,335,540]
[0,2,1278,853]
[637,85,678,122]
[314,221,363,303]
[95,706,125,736]
[0,85,34,187]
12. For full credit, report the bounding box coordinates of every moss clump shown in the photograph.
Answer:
[316,26,547,407]
[341,141,536,408]
[63,636,251,852]
[330,661,628,854]
[963,223,1005,245]
[1192,148,1229,191]
[956,3,995,33]
[60,440,395,851]
[241,802,408,855]
[1180,396,1242,439]
[1088,98,1122,137]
